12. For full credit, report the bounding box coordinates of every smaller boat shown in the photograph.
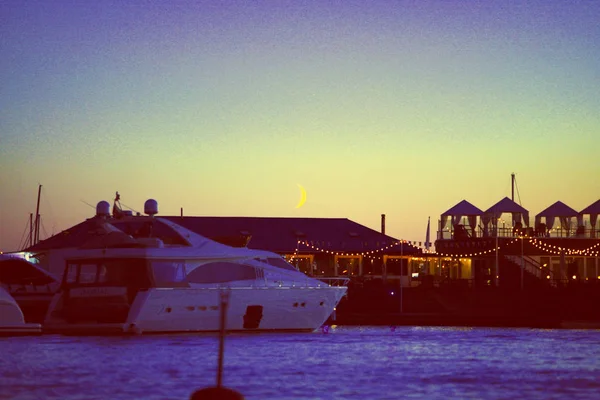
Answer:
[0,286,41,335]
[0,255,60,323]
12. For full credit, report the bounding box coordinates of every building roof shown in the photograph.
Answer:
[441,200,483,217]
[485,197,529,215]
[536,201,578,218]
[484,197,530,227]
[162,216,416,254]
[580,199,600,215]
[25,217,115,252]
[25,215,422,256]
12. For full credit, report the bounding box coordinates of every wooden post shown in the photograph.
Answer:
[358,256,363,276]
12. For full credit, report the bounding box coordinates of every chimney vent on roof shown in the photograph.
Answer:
[381,214,386,235]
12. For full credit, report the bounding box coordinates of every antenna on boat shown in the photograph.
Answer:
[113,192,123,218]
[95,201,111,219]
[190,288,244,400]
[144,199,158,217]
[34,184,42,245]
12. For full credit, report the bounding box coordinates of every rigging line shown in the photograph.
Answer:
[41,186,59,237]
[514,175,522,206]
[120,202,139,214]
[80,199,95,209]
[41,186,55,224]
[40,219,49,241]
[18,217,30,251]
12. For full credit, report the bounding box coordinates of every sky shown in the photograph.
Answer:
[1,0,599,252]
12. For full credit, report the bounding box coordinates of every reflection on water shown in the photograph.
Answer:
[1,326,600,399]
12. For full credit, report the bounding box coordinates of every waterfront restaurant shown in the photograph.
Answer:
[434,197,600,288]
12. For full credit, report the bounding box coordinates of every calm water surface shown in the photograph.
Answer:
[1,326,600,399]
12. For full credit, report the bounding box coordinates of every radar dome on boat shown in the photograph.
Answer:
[144,199,158,216]
[96,201,110,217]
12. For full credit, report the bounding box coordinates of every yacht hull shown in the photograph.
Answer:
[44,286,346,334]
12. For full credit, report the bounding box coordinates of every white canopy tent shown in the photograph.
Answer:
[535,201,578,236]
[482,197,529,236]
[440,200,483,238]
[578,199,600,238]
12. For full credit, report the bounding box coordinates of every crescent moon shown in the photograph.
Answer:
[295,184,307,209]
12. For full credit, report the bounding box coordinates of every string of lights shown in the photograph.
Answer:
[529,238,600,256]
[296,239,419,258]
[290,235,600,260]
[288,240,301,261]
[436,238,520,258]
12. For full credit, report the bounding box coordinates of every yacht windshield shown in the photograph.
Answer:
[111,220,190,246]
[264,257,297,271]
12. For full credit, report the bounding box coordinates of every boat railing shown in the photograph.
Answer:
[316,277,350,287]
[437,226,599,240]
[504,255,557,287]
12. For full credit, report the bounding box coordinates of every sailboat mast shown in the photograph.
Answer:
[29,213,33,248]
[34,184,42,244]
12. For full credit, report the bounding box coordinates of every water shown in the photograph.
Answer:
[1,326,600,400]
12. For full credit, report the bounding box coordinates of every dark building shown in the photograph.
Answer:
[24,213,428,282]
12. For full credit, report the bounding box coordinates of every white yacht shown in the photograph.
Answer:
[44,199,347,334]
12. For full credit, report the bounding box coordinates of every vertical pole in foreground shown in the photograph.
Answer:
[217,289,230,388]
[190,287,243,399]
[495,226,499,287]
[400,240,404,314]
[520,235,524,291]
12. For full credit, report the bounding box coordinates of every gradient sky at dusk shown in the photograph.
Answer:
[1,1,599,252]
